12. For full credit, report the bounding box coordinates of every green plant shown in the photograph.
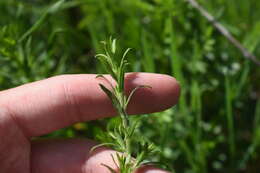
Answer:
[93,38,157,173]
[1,0,260,172]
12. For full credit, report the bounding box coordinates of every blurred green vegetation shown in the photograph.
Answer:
[0,0,260,172]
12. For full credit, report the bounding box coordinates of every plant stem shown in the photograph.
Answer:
[120,105,131,155]
[96,38,156,172]
[117,84,132,156]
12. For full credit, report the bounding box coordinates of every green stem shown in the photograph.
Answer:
[117,87,131,156]
[121,109,131,155]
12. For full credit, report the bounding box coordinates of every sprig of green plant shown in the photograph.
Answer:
[94,38,157,173]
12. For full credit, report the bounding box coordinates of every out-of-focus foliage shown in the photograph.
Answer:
[0,0,260,172]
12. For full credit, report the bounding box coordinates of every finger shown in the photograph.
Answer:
[31,138,171,173]
[0,73,180,137]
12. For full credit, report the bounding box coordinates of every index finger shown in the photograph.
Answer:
[0,73,180,137]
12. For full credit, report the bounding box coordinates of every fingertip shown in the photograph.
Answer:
[126,73,181,114]
[155,73,181,108]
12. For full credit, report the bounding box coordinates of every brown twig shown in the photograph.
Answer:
[186,0,260,66]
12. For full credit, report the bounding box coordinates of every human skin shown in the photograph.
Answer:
[0,73,180,173]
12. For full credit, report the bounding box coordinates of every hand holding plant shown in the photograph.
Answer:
[0,41,179,173]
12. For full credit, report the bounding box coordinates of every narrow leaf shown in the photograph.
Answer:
[90,143,117,153]
[118,49,131,92]
[127,120,139,138]
[122,48,132,61]
[134,151,145,168]
[112,39,116,54]
[101,164,117,173]
[96,74,115,90]
[125,85,152,108]
[95,74,105,78]
[99,84,120,110]
[99,84,114,101]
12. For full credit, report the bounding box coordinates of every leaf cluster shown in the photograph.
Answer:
[95,38,150,126]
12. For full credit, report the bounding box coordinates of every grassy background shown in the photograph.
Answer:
[1,0,260,172]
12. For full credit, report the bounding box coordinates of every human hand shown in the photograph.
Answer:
[0,73,180,173]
